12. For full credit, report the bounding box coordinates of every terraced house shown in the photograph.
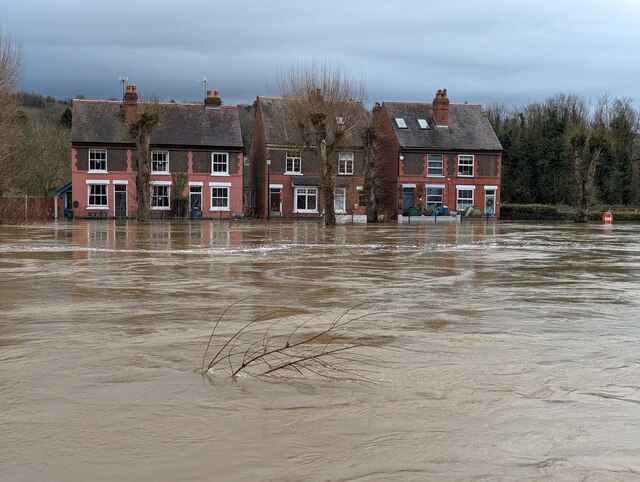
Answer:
[71,85,243,218]
[249,96,369,220]
[375,89,502,218]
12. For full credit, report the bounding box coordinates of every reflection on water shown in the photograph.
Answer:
[1,220,640,481]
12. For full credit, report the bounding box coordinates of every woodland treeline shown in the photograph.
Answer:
[0,91,72,197]
[486,94,640,207]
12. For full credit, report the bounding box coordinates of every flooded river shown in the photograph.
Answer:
[1,220,639,481]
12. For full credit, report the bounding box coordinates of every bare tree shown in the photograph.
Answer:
[571,96,610,222]
[278,63,367,225]
[15,117,70,196]
[0,32,23,195]
[361,120,381,222]
[126,100,163,222]
[0,32,22,92]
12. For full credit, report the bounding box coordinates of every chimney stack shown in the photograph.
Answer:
[124,84,138,123]
[433,88,450,126]
[205,89,222,108]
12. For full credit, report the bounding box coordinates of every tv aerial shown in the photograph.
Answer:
[118,76,128,100]
[199,76,208,97]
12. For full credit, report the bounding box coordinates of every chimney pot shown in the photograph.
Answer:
[124,84,139,123]
[433,88,450,126]
[205,88,222,107]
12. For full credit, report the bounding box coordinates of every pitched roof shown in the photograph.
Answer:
[257,96,367,148]
[71,100,243,148]
[382,102,502,151]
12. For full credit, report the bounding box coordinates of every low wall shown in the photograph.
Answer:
[398,214,461,224]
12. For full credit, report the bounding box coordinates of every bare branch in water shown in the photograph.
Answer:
[201,302,392,383]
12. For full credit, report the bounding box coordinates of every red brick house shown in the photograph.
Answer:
[71,86,243,219]
[249,96,368,220]
[375,89,502,218]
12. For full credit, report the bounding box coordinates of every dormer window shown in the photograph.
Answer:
[417,118,429,129]
[395,118,407,129]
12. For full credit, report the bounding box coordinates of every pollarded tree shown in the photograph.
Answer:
[278,63,368,225]
[127,100,163,222]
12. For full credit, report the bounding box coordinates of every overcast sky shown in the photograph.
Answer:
[2,0,639,108]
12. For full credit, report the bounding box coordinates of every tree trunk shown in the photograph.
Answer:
[362,126,378,223]
[319,139,335,225]
[135,135,152,222]
[573,140,603,223]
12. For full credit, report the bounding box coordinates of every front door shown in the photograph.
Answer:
[270,188,282,216]
[114,185,127,218]
[402,188,415,215]
[485,189,496,216]
[190,186,202,217]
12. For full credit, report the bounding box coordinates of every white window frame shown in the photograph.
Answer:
[427,154,444,177]
[334,188,346,213]
[458,154,474,177]
[151,150,169,174]
[87,180,109,209]
[88,149,107,173]
[209,181,231,211]
[294,187,318,213]
[417,118,429,129]
[211,152,229,175]
[338,152,354,175]
[426,184,445,207]
[150,181,171,210]
[456,185,475,211]
[285,152,302,174]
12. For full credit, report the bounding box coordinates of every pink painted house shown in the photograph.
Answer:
[71,85,244,219]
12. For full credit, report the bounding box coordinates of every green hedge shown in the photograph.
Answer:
[500,204,572,221]
[501,204,640,222]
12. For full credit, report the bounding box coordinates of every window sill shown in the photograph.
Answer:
[151,207,171,210]
[151,171,170,175]
[284,172,303,176]
[210,172,230,176]
[293,210,318,214]
[87,206,109,210]
[458,174,474,178]
[88,170,108,174]
[210,207,230,211]
[426,174,444,178]
[337,173,353,176]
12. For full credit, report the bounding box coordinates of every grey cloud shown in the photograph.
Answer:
[3,0,639,107]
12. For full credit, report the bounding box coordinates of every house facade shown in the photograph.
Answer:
[375,89,503,218]
[71,85,244,219]
[249,96,368,219]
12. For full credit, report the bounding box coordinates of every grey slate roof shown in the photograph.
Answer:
[258,97,366,148]
[72,100,243,148]
[383,102,502,151]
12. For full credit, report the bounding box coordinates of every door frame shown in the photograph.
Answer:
[269,184,283,217]
[113,182,128,218]
[484,186,497,216]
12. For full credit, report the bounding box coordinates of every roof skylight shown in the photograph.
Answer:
[395,118,407,129]
[417,118,429,129]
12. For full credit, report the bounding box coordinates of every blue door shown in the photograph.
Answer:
[402,188,415,215]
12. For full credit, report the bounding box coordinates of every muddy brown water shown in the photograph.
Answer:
[1,220,639,481]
